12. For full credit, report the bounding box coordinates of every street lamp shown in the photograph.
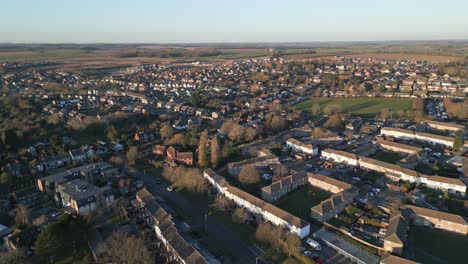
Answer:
[204,214,208,232]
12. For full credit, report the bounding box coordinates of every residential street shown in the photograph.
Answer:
[126,166,269,264]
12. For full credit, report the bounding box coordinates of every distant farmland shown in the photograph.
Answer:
[292,97,414,117]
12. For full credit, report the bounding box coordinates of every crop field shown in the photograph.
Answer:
[292,97,413,117]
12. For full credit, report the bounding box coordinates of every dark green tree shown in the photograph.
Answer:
[34,214,89,262]
[1,129,19,150]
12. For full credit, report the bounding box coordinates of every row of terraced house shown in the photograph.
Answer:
[204,169,311,238]
[321,149,467,196]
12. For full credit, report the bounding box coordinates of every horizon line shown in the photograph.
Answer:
[1,39,468,46]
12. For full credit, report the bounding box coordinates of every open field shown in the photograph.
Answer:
[275,186,330,218]
[292,97,414,118]
[343,53,463,63]
[412,226,468,264]
[1,41,465,72]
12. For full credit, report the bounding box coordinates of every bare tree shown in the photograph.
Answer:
[162,166,206,192]
[15,203,30,226]
[323,104,342,115]
[232,207,249,224]
[255,222,273,245]
[0,248,30,264]
[113,199,128,220]
[245,127,257,142]
[324,114,343,129]
[211,195,235,212]
[210,135,221,168]
[282,234,301,258]
[238,165,260,184]
[126,146,138,165]
[160,122,174,141]
[311,104,321,115]
[198,130,209,168]
[104,231,152,264]
[273,164,289,182]
[220,120,235,136]
[228,123,245,142]
[110,155,124,166]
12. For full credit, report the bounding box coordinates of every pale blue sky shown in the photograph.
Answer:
[1,0,467,43]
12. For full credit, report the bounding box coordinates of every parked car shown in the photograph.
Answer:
[306,238,321,251]
[167,186,173,192]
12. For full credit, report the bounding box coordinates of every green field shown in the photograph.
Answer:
[413,226,468,264]
[371,151,404,164]
[275,186,330,218]
[292,97,413,117]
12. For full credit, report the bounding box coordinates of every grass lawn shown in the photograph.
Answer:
[210,210,257,244]
[292,97,413,118]
[371,151,404,164]
[437,165,459,178]
[413,226,468,264]
[356,170,384,184]
[275,186,331,218]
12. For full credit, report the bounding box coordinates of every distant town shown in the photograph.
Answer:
[0,46,467,264]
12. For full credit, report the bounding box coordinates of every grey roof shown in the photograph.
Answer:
[58,179,110,206]
[40,162,112,185]
[384,212,408,244]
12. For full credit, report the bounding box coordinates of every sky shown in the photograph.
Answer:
[1,0,467,43]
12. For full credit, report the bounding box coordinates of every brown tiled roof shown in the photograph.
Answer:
[401,168,419,178]
[177,151,193,159]
[359,157,402,172]
[227,155,278,169]
[308,173,352,191]
[377,139,422,153]
[425,120,465,130]
[204,169,229,187]
[405,205,468,225]
[380,253,420,264]
[381,127,414,135]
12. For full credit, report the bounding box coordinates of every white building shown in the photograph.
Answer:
[424,120,465,132]
[204,169,310,238]
[414,132,456,148]
[419,175,466,196]
[321,148,466,196]
[380,127,415,141]
[286,138,318,156]
[321,149,358,166]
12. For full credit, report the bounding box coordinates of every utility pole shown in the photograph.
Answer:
[205,214,208,232]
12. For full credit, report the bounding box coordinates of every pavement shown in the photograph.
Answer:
[125,166,269,264]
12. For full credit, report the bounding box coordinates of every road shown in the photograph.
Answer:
[126,167,268,264]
